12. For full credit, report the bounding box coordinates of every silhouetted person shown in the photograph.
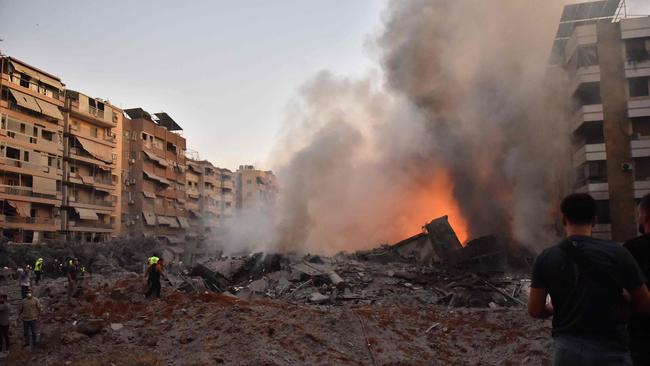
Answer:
[528,193,650,366]
[624,193,650,365]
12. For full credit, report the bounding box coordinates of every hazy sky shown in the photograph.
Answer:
[0,0,648,170]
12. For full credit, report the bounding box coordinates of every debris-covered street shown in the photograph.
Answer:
[0,217,552,365]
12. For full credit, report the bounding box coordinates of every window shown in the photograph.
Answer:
[19,74,30,88]
[575,82,601,106]
[6,146,20,160]
[142,132,147,140]
[626,38,650,63]
[23,151,29,162]
[166,142,177,154]
[635,157,650,181]
[48,156,55,167]
[42,130,54,141]
[70,166,77,174]
[90,127,98,138]
[577,46,598,68]
[20,123,25,134]
[32,126,37,137]
[629,77,650,98]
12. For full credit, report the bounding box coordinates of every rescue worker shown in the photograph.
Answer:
[147,254,160,266]
[145,258,166,299]
[33,258,43,285]
[18,290,40,348]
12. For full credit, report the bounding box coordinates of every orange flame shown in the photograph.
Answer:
[396,170,470,245]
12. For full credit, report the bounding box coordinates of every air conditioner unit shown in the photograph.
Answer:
[129,159,136,164]
[128,199,135,205]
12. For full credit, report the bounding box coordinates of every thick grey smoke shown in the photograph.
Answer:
[226,0,572,255]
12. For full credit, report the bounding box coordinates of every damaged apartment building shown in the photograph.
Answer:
[235,165,278,210]
[120,108,189,247]
[551,0,650,241]
[0,57,64,243]
[185,158,235,243]
[0,56,123,243]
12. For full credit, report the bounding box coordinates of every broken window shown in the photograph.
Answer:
[19,74,30,88]
[577,45,598,68]
[626,38,650,63]
[166,142,177,154]
[141,132,147,140]
[629,77,650,98]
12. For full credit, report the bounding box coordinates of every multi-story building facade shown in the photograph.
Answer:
[121,108,189,246]
[61,90,122,242]
[553,0,650,241]
[0,57,65,243]
[235,165,278,210]
[186,159,235,242]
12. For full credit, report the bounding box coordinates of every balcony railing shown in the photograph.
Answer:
[0,215,57,225]
[0,185,59,199]
[88,106,105,119]
[68,198,114,207]
[69,220,113,229]
[0,157,51,174]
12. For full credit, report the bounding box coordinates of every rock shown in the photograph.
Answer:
[61,331,89,345]
[75,319,107,336]
[179,335,194,344]
[309,292,330,304]
[110,289,128,301]
[110,323,124,331]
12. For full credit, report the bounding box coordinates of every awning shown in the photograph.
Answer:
[32,176,57,196]
[143,150,169,167]
[34,99,63,120]
[157,216,171,226]
[176,198,186,204]
[142,191,156,199]
[167,217,180,228]
[10,61,63,90]
[68,177,83,184]
[7,200,31,217]
[187,192,199,199]
[189,209,202,219]
[8,88,41,114]
[75,137,113,163]
[74,207,98,221]
[95,186,112,194]
[80,175,95,185]
[143,211,156,226]
[177,216,190,229]
[143,171,170,186]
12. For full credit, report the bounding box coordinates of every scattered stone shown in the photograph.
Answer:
[309,292,330,304]
[110,323,124,331]
[61,331,89,345]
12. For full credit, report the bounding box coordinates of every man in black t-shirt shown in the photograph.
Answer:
[528,193,650,366]
[624,193,650,366]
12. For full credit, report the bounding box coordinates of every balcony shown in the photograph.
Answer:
[571,104,603,132]
[0,185,60,201]
[68,220,114,231]
[635,180,650,199]
[629,97,650,118]
[67,93,116,128]
[573,143,606,167]
[0,157,54,175]
[569,65,600,94]
[67,197,115,208]
[0,215,59,231]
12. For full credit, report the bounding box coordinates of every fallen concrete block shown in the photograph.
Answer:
[248,278,269,293]
[309,292,330,304]
[61,331,89,345]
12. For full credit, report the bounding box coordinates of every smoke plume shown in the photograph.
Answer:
[226,0,572,255]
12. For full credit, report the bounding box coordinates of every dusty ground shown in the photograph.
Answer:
[0,275,551,366]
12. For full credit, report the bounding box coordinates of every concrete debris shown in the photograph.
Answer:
[309,292,330,304]
[61,331,89,345]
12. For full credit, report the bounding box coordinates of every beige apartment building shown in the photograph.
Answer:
[61,90,123,242]
[0,57,64,243]
[186,159,235,242]
[235,165,277,210]
[552,0,650,240]
[121,108,189,247]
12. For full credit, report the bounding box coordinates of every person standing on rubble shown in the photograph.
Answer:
[17,267,30,299]
[33,258,43,285]
[528,193,650,366]
[0,292,10,356]
[65,258,79,304]
[624,193,650,365]
[145,257,166,299]
[17,290,40,348]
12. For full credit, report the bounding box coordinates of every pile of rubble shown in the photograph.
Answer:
[187,216,534,308]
